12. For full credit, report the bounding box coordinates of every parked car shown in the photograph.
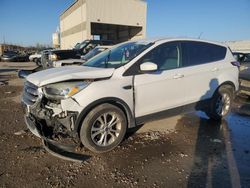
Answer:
[18,66,43,79]
[233,52,250,70]
[44,40,113,69]
[29,51,42,62]
[1,51,29,62]
[1,51,19,62]
[22,38,239,153]
[40,49,53,69]
[30,49,54,66]
[17,54,29,62]
[52,46,111,68]
[239,68,250,97]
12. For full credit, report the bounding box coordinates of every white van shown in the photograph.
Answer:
[22,38,239,153]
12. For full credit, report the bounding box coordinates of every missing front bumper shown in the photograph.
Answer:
[24,115,42,138]
[24,115,90,162]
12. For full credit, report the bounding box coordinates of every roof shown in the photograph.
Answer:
[130,37,227,47]
[60,0,79,17]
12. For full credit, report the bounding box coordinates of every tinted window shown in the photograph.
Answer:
[182,41,227,67]
[139,42,181,71]
[54,51,77,60]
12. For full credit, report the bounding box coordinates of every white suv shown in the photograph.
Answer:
[22,38,239,153]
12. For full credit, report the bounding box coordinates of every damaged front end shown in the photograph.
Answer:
[22,81,82,145]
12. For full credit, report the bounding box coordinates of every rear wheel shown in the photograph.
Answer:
[206,85,234,120]
[80,103,127,153]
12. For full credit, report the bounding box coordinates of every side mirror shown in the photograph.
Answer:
[140,62,158,72]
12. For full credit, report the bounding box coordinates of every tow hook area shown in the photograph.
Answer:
[25,115,91,162]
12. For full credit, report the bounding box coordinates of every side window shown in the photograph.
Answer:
[182,41,227,67]
[139,42,181,71]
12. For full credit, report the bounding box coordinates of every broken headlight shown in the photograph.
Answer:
[43,81,90,100]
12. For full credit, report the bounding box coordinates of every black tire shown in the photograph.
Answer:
[80,103,127,153]
[35,58,41,66]
[206,85,234,120]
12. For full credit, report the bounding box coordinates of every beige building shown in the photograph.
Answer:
[52,32,60,48]
[225,40,250,53]
[60,0,147,49]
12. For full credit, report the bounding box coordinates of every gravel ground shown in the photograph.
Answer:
[0,62,250,187]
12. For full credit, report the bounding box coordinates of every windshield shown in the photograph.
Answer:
[83,41,153,68]
[83,47,107,60]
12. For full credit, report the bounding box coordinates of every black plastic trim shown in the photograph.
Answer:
[135,99,210,125]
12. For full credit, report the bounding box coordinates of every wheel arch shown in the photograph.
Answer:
[74,97,135,134]
[218,81,236,93]
[210,80,236,100]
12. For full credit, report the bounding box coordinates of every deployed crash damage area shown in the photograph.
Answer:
[21,65,116,156]
[23,81,80,139]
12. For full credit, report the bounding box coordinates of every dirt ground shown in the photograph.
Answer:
[0,62,250,188]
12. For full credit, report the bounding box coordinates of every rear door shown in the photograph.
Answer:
[181,41,227,103]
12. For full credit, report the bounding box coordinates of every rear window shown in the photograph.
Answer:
[182,41,227,67]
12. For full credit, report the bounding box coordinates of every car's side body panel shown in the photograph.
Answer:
[21,37,240,153]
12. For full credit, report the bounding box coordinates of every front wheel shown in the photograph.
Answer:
[80,103,127,153]
[206,85,234,120]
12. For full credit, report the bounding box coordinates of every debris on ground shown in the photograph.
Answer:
[179,152,188,158]
[210,138,222,143]
[0,81,8,86]
[5,91,13,94]
[14,129,28,136]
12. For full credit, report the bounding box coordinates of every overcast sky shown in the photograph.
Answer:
[0,0,249,46]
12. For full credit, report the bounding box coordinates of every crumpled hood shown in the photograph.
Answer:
[26,66,114,86]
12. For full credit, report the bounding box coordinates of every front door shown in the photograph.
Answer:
[134,42,187,118]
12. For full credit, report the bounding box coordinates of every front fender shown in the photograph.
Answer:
[74,97,135,134]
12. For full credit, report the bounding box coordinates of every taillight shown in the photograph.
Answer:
[231,61,240,68]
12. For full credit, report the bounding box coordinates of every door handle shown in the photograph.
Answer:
[211,67,219,72]
[173,74,184,79]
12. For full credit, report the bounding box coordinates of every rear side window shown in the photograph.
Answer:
[182,41,227,67]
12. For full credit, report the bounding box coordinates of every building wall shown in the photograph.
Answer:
[60,30,87,49]
[52,32,60,48]
[60,0,147,49]
[225,40,250,53]
[60,0,87,49]
[86,0,147,38]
